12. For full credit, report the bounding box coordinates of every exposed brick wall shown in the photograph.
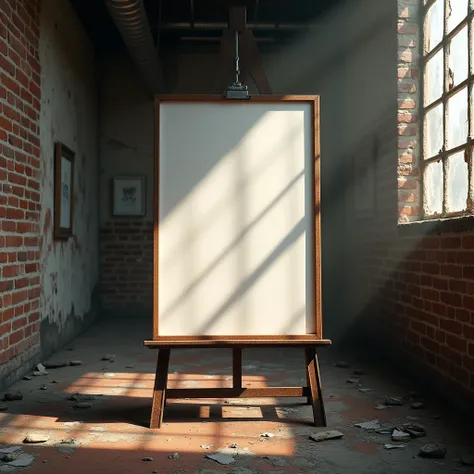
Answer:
[100,220,153,315]
[351,1,474,409]
[397,0,420,223]
[0,0,42,372]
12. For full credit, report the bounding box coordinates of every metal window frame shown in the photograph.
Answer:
[421,0,474,218]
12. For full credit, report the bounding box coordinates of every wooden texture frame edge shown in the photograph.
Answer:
[53,141,75,240]
[152,94,324,342]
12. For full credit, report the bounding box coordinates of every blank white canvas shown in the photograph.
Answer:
[158,101,315,336]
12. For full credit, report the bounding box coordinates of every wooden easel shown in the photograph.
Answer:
[147,94,331,429]
[145,339,330,429]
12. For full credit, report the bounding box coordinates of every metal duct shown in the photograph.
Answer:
[105,0,164,93]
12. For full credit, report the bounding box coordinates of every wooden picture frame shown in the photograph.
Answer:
[54,142,75,240]
[151,94,324,343]
[112,176,146,217]
[352,135,376,218]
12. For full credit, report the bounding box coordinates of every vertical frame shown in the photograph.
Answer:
[112,176,146,217]
[54,142,75,240]
[153,95,322,341]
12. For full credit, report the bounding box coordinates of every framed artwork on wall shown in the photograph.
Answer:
[54,142,75,240]
[112,176,146,217]
[352,135,376,218]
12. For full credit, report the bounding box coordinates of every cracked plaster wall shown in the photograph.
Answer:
[38,0,100,357]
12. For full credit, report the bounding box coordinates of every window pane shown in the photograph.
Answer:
[447,0,468,32]
[425,104,444,158]
[424,160,444,215]
[446,151,468,212]
[425,49,444,104]
[426,0,444,52]
[448,26,468,88]
[447,87,468,149]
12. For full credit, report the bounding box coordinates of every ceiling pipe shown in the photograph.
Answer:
[160,22,307,31]
[104,0,164,93]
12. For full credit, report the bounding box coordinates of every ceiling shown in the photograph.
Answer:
[70,0,343,52]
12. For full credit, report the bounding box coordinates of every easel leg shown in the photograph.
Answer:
[305,348,327,427]
[150,349,170,429]
[304,349,311,405]
[232,348,242,389]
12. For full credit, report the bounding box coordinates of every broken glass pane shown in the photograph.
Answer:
[425,49,443,105]
[426,0,444,52]
[446,151,468,212]
[447,87,468,149]
[447,0,468,33]
[425,104,443,158]
[424,160,444,215]
[448,26,468,88]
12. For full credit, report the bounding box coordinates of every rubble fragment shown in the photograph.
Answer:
[411,402,425,409]
[23,433,50,443]
[200,445,213,450]
[461,455,474,466]
[392,429,410,442]
[69,361,82,366]
[358,388,373,393]
[375,404,389,410]
[74,402,92,409]
[419,443,446,459]
[385,397,403,406]
[4,391,23,401]
[260,432,274,438]
[206,453,235,465]
[0,447,22,455]
[384,444,405,450]
[23,376,32,381]
[101,354,115,361]
[43,361,68,369]
[403,422,426,438]
[354,420,381,431]
[7,453,35,467]
[309,430,344,442]
[168,453,180,460]
[346,378,360,384]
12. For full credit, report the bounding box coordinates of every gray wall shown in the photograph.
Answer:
[99,0,397,341]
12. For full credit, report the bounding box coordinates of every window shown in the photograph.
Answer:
[422,0,471,218]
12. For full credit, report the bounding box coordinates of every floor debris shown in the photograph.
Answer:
[229,443,238,448]
[391,429,410,442]
[6,453,35,468]
[260,432,275,438]
[411,402,425,409]
[142,457,153,461]
[168,453,180,460]
[74,402,92,409]
[375,404,389,410]
[0,405,7,411]
[200,445,213,450]
[346,378,360,384]
[353,370,365,375]
[335,361,349,368]
[0,448,22,455]
[43,361,68,369]
[69,360,82,366]
[358,388,373,393]
[4,391,23,401]
[23,434,50,443]
[354,420,381,431]
[101,354,115,361]
[385,396,403,406]
[461,455,474,466]
[403,422,427,438]
[23,376,32,381]
[309,430,344,442]
[205,453,235,465]
[384,444,405,450]
[419,444,447,459]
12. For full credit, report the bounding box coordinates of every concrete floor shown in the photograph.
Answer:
[0,316,473,474]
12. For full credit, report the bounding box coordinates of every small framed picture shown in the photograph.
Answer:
[54,142,75,240]
[112,176,146,217]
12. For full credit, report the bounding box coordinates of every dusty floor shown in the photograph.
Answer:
[0,316,473,474]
